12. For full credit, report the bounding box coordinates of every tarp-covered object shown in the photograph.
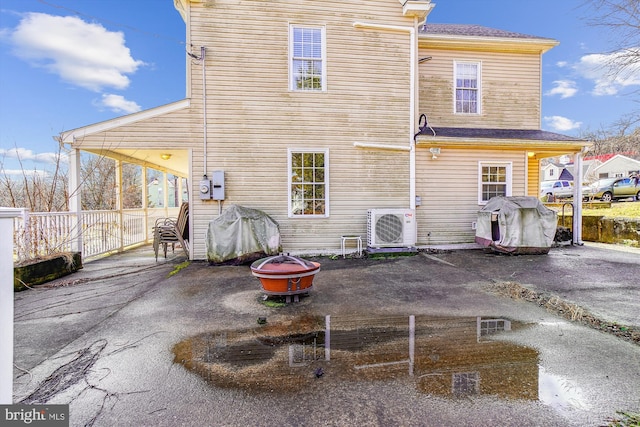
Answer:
[475,196,557,254]
[206,205,281,264]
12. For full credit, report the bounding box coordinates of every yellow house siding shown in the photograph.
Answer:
[527,156,540,197]
[185,0,416,256]
[418,48,542,129]
[415,148,526,245]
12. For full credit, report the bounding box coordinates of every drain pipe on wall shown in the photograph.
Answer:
[200,47,208,180]
[188,46,208,182]
[353,21,417,211]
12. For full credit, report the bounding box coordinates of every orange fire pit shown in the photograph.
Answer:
[250,255,320,300]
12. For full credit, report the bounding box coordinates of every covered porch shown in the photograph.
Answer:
[12,145,190,263]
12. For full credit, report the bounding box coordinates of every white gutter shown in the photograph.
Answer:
[353,142,411,152]
[353,21,417,210]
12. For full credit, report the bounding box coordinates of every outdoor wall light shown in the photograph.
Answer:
[160,153,172,160]
[429,147,440,159]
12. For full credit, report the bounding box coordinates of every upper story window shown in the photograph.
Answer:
[290,25,326,91]
[455,61,481,114]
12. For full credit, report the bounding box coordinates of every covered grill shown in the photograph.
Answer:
[475,196,557,254]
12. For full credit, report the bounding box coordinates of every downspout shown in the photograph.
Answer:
[353,21,416,210]
[201,46,207,176]
[189,46,207,178]
[410,17,418,211]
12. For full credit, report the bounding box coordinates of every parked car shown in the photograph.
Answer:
[540,180,573,200]
[582,177,640,202]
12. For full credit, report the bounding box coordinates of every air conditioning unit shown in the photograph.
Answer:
[367,208,416,248]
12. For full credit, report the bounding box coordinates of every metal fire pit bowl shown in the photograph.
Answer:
[250,255,320,302]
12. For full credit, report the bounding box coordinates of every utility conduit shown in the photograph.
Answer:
[353,21,417,210]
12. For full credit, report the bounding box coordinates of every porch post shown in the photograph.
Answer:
[0,207,22,403]
[115,159,124,251]
[573,151,584,245]
[68,148,84,256]
[162,171,169,215]
[142,167,149,242]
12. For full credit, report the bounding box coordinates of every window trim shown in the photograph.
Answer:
[289,24,327,92]
[288,148,330,218]
[454,61,481,115]
[478,161,512,205]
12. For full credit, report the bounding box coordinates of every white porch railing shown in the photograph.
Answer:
[12,208,177,262]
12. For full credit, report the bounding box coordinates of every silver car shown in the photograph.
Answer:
[540,180,573,200]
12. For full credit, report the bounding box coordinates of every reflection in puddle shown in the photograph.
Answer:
[539,366,590,414]
[173,315,546,402]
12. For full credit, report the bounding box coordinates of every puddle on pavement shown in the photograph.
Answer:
[173,314,563,402]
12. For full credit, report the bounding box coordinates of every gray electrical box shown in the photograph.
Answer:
[211,170,225,200]
[199,177,211,200]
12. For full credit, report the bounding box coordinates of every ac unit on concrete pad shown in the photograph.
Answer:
[367,208,417,248]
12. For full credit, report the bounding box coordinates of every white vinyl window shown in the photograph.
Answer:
[478,162,512,204]
[289,149,329,217]
[452,372,480,395]
[455,61,481,114]
[290,25,326,91]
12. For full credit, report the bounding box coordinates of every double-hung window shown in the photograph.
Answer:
[289,149,329,217]
[478,162,512,204]
[290,25,326,91]
[455,61,481,114]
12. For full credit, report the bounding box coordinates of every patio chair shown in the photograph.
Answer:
[153,202,189,261]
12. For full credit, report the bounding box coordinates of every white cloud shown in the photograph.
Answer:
[0,147,67,165]
[545,80,578,98]
[574,50,640,96]
[556,61,568,68]
[9,12,144,91]
[544,116,582,132]
[98,94,142,114]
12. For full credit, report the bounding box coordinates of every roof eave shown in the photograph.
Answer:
[419,34,559,53]
[60,99,190,144]
[416,136,590,154]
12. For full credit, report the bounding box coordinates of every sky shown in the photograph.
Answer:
[1,0,639,175]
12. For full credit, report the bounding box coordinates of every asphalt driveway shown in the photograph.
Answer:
[11,243,640,426]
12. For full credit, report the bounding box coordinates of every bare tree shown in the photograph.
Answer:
[122,163,143,209]
[578,2,640,156]
[80,153,117,210]
[583,0,640,79]
[0,145,69,212]
[580,112,640,158]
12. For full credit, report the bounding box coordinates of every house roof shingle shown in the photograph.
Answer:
[422,127,584,142]
[420,23,554,42]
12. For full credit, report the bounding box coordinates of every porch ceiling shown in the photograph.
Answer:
[85,148,189,177]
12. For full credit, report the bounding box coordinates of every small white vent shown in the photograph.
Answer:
[367,209,416,248]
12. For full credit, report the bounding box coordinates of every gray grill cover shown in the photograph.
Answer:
[475,196,557,254]
[206,205,281,264]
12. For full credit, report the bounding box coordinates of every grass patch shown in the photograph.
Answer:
[258,295,287,308]
[366,251,419,259]
[606,411,640,427]
[168,261,190,277]
[583,203,640,218]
